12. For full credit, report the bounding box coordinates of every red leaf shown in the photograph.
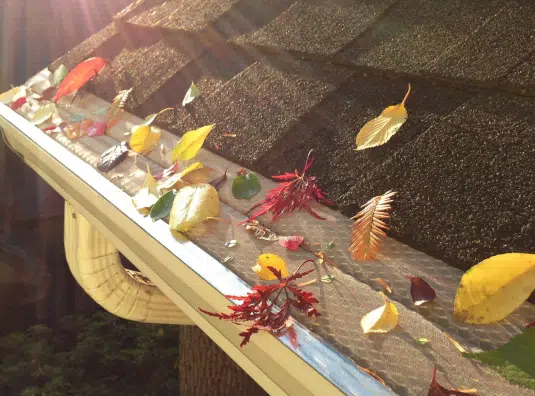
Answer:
[154,162,179,180]
[278,235,304,251]
[10,96,26,110]
[405,275,437,306]
[87,121,107,137]
[428,368,477,395]
[527,321,535,328]
[54,57,107,102]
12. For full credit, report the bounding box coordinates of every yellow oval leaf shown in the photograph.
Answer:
[132,165,159,212]
[361,292,399,334]
[172,124,215,162]
[454,253,535,324]
[355,84,410,151]
[169,183,219,232]
[252,254,290,280]
[129,125,161,153]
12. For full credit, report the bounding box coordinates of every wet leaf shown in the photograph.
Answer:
[355,84,410,150]
[150,190,176,221]
[405,275,436,305]
[349,191,396,261]
[232,172,261,199]
[415,337,430,345]
[54,57,107,102]
[169,184,220,232]
[87,121,107,137]
[154,162,179,180]
[464,328,535,390]
[209,168,228,190]
[361,292,399,334]
[132,165,159,212]
[375,278,392,294]
[182,82,200,106]
[97,142,130,172]
[252,254,290,281]
[454,253,535,324]
[51,64,69,86]
[278,235,304,251]
[129,124,161,154]
[0,86,24,104]
[172,124,215,162]
[28,103,57,125]
[428,368,478,395]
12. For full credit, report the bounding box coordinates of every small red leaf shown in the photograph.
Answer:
[428,368,477,395]
[10,96,26,110]
[87,121,107,137]
[154,162,179,180]
[54,57,107,102]
[278,235,304,251]
[527,321,535,328]
[405,275,436,306]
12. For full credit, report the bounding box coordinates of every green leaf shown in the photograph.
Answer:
[51,65,69,86]
[182,82,200,106]
[323,240,335,251]
[414,337,429,345]
[150,191,176,221]
[232,172,261,200]
[464,328,535,390]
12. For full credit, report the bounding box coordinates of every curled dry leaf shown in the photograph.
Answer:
[278,235,304,251]
[106,88,132,128]
[454,253,535,324]
[375,278,392,294]
[54,57,107,102]
[244,220,279,241]
[182,81,200,106]
[361,292,399,334]
[253,254,290,281]
[132,165,159,212]
[172,124,215,162]
[405,275,436,305]
[169,183,219,232]
[349,190,396,261]
[428,368,477,396]
[355,84,411,150]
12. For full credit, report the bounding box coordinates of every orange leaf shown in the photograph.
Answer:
[349,191,396,261]
[54,57,107,102]
[375,278,392,294]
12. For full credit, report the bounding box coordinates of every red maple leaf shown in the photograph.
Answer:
[239,151,331,224]
[199,260,320,347]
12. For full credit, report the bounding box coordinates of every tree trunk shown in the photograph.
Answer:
[179,326,267,396]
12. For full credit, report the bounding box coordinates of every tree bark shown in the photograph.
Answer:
[179,326,267,396]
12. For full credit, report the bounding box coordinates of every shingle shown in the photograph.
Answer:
[340,0,506,76]
[338,93,535,270]
[236,0,394,57]
[503,54,535,94]
[167,56,353,166]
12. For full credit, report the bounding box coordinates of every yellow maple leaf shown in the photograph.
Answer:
[361,292,399,333]
[355,84,411,150]
[252,254,290,280]
[454,253,535,324]
[172,124,215,162]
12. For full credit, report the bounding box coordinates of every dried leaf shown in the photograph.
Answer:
[405,275,436,305]
[357,365,387,386]
[28,103,57,125]
[361,292,399,334]
[454,253,535,324]
[0,86,24,104]
[54,57,107,102]
[210,168,228,191]
[415,337,430,345]
[169,184,220,232]
[129,124,161,154]
[232,172,261,200]
[172,124,215,162]
[349,190,396,261]
[221,256,234,264]
[253,254,290,281]
[355,84,410,150]
[132,165,159,212]
[97,142,129,173]
[182,81,200,106]
[428,368,478,395]
[154,162,179,180]
[150,190,176,221]
[244,220,279,241]
[375,278,392,294]
[106,88,132,128]
[51,64,69,86]
[278,235,304,251]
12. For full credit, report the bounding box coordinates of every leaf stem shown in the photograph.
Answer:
[401,83,411,106]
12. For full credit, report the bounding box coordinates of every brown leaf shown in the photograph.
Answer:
[375,278,392,294]
[405,275,437,305]
[349,191,396,261]
[244,220,279,241]
[428,368,477,396]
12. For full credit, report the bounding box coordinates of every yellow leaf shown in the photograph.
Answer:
[453,253,535,324]
[169,183,219,232]
[0,86,24,104]
[158,162,204,193]
[28,103,57,125]
[252,254,290,280]
[181,167,217,184]
[172,124,215,162]
[129,125,161,154]
[355,84,411,150]
[361,292,399,333]
[132,165,159,212]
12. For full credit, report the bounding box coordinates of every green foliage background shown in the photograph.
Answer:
[0,311,179,396]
